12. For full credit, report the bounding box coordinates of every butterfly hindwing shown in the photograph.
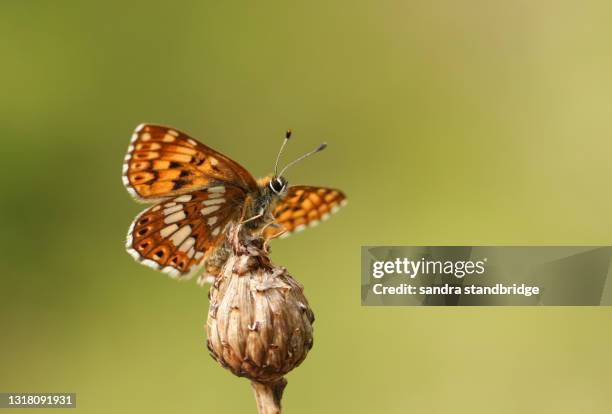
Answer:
[126,186,245,278]
[264,186,347,239]
[122,124,258,201]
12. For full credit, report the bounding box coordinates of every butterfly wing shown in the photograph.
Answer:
[264,186,347,239]
[122,124,258,201]
[126,186,244,278]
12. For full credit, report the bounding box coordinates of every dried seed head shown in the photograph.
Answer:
[206,224,315,383]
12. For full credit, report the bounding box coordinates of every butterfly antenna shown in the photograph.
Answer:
[278,142,327,177]
[274,129,292,176]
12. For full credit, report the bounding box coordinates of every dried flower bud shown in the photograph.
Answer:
[206,225,315,384]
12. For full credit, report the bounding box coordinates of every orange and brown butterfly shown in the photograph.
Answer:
[122,124,347,280]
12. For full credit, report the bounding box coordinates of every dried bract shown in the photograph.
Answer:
[206,224,315,385]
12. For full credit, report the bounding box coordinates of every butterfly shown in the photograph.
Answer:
[122,124,347,280]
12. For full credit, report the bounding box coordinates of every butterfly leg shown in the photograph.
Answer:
[241,210,264,224]
[238,196,262,224]
[262,222,287,253]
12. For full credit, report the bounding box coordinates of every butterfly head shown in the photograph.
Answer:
[269,175,288,196]
[271,129,327,192]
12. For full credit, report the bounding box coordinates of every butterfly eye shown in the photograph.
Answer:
[269,178,285,194]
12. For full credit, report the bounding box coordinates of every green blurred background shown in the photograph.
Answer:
[2,1,612,413]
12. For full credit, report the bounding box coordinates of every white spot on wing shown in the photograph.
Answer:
[295,224,306,232]
[195,252,204,260]
[207,216,218,226]
[202,198,225,206]
[179,237,195,252]
[211,227,220,237]
[200,205,220,216]
[163,204,183,215]
[168,129,179,137]
[170,225,191,246]
[126,187,138,198]
[126,221,135,245]
[162,266,181,278]
[174,195,192,202]
[208,185,225,193]
[127,248,141,260]
[142,259,161,270]
[164,211,186,224]
[160,224,179,238]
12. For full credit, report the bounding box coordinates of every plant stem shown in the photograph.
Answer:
[251,378,287,414]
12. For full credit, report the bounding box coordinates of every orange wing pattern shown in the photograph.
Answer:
[122,124,258,201]
[126,186,245,278]
[264,186,347,239]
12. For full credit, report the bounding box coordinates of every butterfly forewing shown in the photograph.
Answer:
[126,186,245,278]
[122,124,258,201]
[264,186,347,239]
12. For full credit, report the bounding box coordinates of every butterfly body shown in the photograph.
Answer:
[123,124,346,280]
[245,175,286,218]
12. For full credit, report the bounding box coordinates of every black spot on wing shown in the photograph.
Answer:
[173,180,188,190]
